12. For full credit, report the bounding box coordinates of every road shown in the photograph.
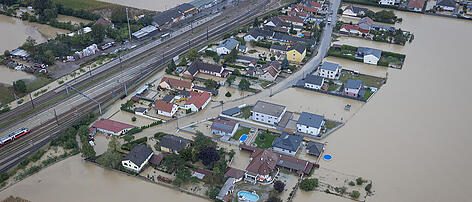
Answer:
[0,0,279,174]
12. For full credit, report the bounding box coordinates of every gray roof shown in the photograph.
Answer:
[357,47,381,58]
[122,144,153,166]
[217,178,236,200]
[372,24,395,32]
[306,141,324,156]
[346,5,372,14]
[272,133,303,152]
[159,135,191,152]
[193,85,218,95]
[134,107,147,113]
[272,32,315,45]
[297,112,324,129]
[175,3,195,13]
[304,75,324,86]
[252,101,286,117]
[152,9,182,26]
[218,38,239,50]
[436,0,456,7]
[246,28,274,39]
[238,45,248,51]
[178,90,191,97]
[266,16,291,27]
[270,44,288,51]
[345,79,363,90]
[288,43,306,54]
[162,95,175,103]
[237,55,258,62]
[222,107,241,116]
[320,62,341,71]
[187,61,224,75]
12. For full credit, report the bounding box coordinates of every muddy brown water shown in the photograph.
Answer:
[0,65,35,86]
[99,0,193,11]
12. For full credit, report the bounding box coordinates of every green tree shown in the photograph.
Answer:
[173,168,192,187]
[186,49,201,61]
[111,8,127,24]
[21,37,36,53]
[179,57,188,66]
[123,135,134,143]
[266,196,282,202]
[44,50,55,65]
[224,48,238,63]
[209,187,220,199]
[91,24,106,44]
[131,117,137,122]
[161,153,185,172]
[137,15,153,26]
[238,78,250,90]
[350,190,360,199]
[356,177,365,185]
[13,80,27,93]
[290,23,296,35]
[281,57,289,69]
[204,79,218,90]
[225,91,232,97]
[81,141,96,159]
[233,69,241,76]
[253,17,260,27]
[226,75,236,86]
[96,137,123,169]
[193,132,217,151]
[300,178,318,191]
[3,50,10,57]
[165,60,176,74]
[274,180,286,193]
[365,183,372,193]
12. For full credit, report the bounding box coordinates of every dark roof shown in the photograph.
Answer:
[288,43,306,54]
[246,149,278,175]
[297,112,324,129]
[436,0,456,7]
[276,154,313,175]
[175,3,195,13]
[306,141,324,156]
[222,107,241,116]
[193,85,218,95]
[262,60,281,70]
[357,47,381,58]
[246,28,274,39]
[345,5,372,14]
[252,101,286,117]
[270,44,288,51]
[237,55,258,62]
[272,32,315,45]
[134,107,147,113]
[178,90,191,97]
[320,62,341,71]
[162,94,175,103]
[211,117,238,134]
[266,16,291,27]
[152,10,182,26]
[187,61,224,76]
[159,135,191,152]
[149,154,164,166]
[304,75,324,86]
[122,144,153,166]
[345,79,363,89]
[272,133,303,152]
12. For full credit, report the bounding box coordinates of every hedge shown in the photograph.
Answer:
[327,51,363,62]
[121,137,148,151]
[381,51,406,59]
[126,127,143,135]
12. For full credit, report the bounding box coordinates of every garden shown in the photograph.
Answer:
[254,131,278,149]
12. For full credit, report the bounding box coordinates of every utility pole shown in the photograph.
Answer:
[126,8,132,42]
[124,83,128,96]
[29,93,34,109]
[54,108,59,125]
[206,26,209,42]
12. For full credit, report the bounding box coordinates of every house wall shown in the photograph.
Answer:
[96,128,131,136]
[319,68,340,79]
[379,0,395,5]
[259,71,277,82]
[343,10,357,16]
[244,35,257,42]
[251,109,286,125]
[157,104,178,117]
[287,49,306,63]
[273,147,297,156]
[344,88,360,97]
[438,5,455,11]
[216,47,230,55]
[121,153,152,173]
[296,122,324,136]
[304,82,322,90]
[363,54,379,65]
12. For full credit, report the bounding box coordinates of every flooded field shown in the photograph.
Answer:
[0,15,46,53]
[56,15,92,25]
[98,0,192,11]
[0,65,35,86]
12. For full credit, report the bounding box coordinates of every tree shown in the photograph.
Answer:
[350,190,360,199]
[179,57,188,66]
[179,147,193,161]
[281,57,289,69]
[81,141,96,159]
[21,37,36,53]
[173,168,192,187]
[226,75,236,86]
[4,50,10,57]
[365,183,372,193]
[204,79,218,90]
[123,134,134,142]
[290,23,296,35]
[266,196,283,202]
[193,132,217,151]
[274,180,286,193]
[225,91,232,97]
[111,8,127,24]
[91,24,106,44]
[13,80,27,93]
[253,17,260,27]
[137,15,153,26]
[161,153,185,172]
[209,187,220,199]
[131,117,137,122]
[44,50,55,65]
[165,60,176,74]
[238,78,250,90]
[233,69,241,76]
[186,49,201,61]
[356,177,365,185]
[198,147,220,166]
[224,48,238,63]
[96,137,123,169]
[300,178,318,191]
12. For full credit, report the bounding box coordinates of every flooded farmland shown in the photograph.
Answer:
[98,0,193,11]
[0,65,35,86]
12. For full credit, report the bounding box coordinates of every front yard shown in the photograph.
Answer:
[233,126,251,140]
[338,70,386,89]
[254,131,278,149]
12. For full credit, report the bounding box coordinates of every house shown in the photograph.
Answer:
[287,43,307,63]
[134,107,148,116]
[159,76,193,91]
[236,55,258,64]
[308,1,323,10]
[259,66,280,81]
[121,145,153,173]
[296,112,325,136]
[265,16,291,29]
[436,0,456,11]
[216,178,236,202]
[152,9,182,29]
[244,149,279,183]
[407,0,426,12]
[278,15,305,26]
[175,3,196,16]
[174,90,191,102]
[343,5,372,16]
[149,154,164,167]
[90,119,135,136]
[306,141,325,157]
[154,100,178,117]
[271,32,315,45]
[225,167,245,182]
[319,62,342,79]
[357,47,382,65]
[379,0,395,5]
[193,85,218,96]
[339,24,361,35]
[184,61,228,78]
[162,94,175,103]
[222,107,242,116]
[303,5,319,14]
[287,10,308,19]
[238,45,248,53]
[372,24,396,32]
[272,133,303,156]
[211,116,240,137]
[244,28,274,42]
[193,168,213,180]
[184,91,211,112]
[251,101,286,125]
[303,75,324,90]
[343,79,363,97]
[358,17,373,33]
[263,60,282,71]
[270,44,288,54]
[159,134,191,154]
[216,38,239,55]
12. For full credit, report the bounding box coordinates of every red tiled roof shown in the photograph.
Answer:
[309,1,322,8]
[265,66,279,77]
[340,24,360,32]
[408,0,426,9]
[225,167,245,179]
[273,26,289,33]
[92,119,135,133]
[131,96,139,102]
[279,15,304,24]
[246,149,278,176]
[160,76,193,89]
[303,5,319,13]
[239,144,257,152]
[278,154,313,175]
[149,154,163,166]
[154,100,175,113]
[185,91,211,109]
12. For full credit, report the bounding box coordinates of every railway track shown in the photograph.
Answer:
[0,0,276,173]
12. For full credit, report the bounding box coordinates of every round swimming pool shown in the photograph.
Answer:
[238,191,259,201]
[239,134,248,142]
[323,154,332,161]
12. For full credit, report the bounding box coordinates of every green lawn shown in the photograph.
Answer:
[53,0,113,10]
[260,80,272,88]
[233,126,250,140]
[339,71,386,89]
[325,120,339,130]
[327,83,339,92]
[0,85,14,105]
[363,89,374,100]
[254,132,278,149]
[237,106,252,119]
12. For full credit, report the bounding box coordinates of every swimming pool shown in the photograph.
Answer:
[238,191,259,201]
[239,134,248,142]
[323,154,332,161]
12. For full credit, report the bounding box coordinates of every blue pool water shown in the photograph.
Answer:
[238,191,259,201]
[239,134,248,142]
[323,154,332,160]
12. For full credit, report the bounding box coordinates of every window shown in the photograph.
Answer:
[124,163,128,166]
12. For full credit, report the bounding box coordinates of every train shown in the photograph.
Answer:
[0,128,30,147]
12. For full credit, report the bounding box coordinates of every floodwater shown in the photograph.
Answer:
[99,0,193,11]
[0,15,46,53]
[0,155,207,202]
[0,65,35,86]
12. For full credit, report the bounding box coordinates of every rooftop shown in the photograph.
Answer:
[222,107,241,116]
[160,76,193,89]
[272,133,303,152]
[306,141,324,156]
[122,145,153,167]
[288,43,307,54]
[297,112,324,129]
[211,117,239,134]
[154,100,175,113]
[345,79,363,89]
[185,91,211,108]
[92,119,135,133]
[357,47,382,58]
[320,61,341,71]
[218,38,239,50]
[159,135,192,152]
[252,101,286,118]
[304,75,324,86]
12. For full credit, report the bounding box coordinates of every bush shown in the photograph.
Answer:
[209,188,220,199]
[300,178,318,191]
[349,181,355,186]
[126,127,143,135]
[356,177,365,185]
[350,190,360,199]
[121,137,148,151]
[131,117,137,122]
[123,135,135,142]
[154,132,168,139]
[365,183,372,193]
[225,91,232,97]
[274,180,286,193]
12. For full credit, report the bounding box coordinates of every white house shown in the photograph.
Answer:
[303,75,324,90]
[379,0,395,5]
[121,145,153,173]
[211,117,240,137]
[296,112,325,136]
[436,0,456,11]
[243,28,274,42]
[343,79,363,98]
[318,62,342,79]
[258,66,280,82]
[251,101,286,125]
[357,47,381,65]
[184,91,211,112]
[216,38,239,55]
[154,100,178,117]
